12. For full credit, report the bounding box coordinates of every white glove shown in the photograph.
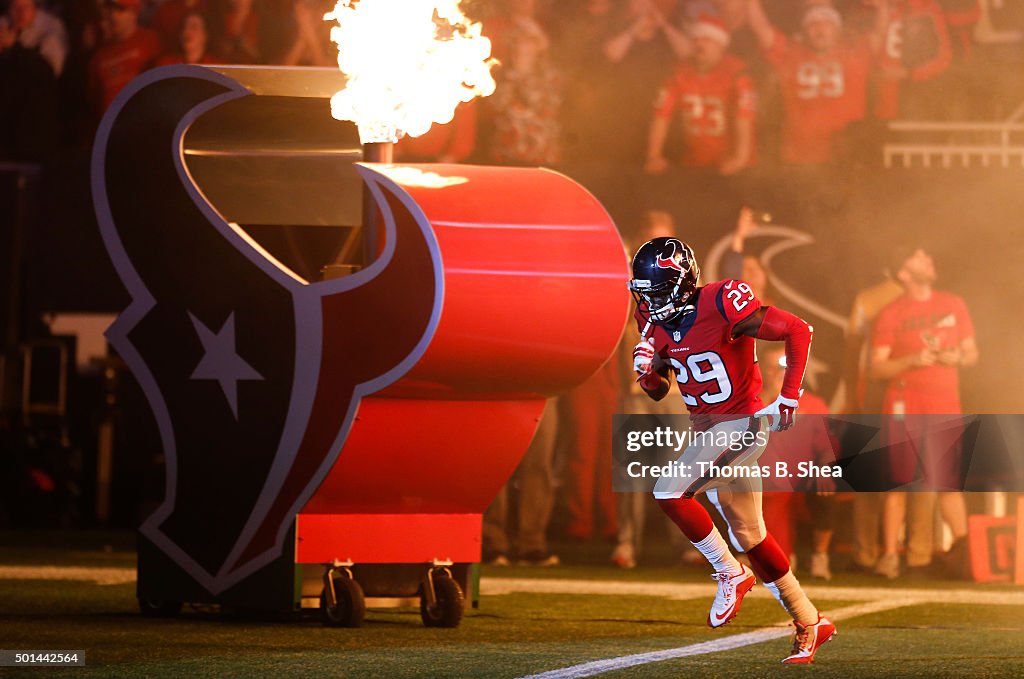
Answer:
[633,338,656,376]
[754,392,801,432]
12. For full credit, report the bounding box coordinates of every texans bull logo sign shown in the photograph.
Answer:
[92,68,442,594]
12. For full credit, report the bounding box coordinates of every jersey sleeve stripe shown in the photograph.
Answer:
[715,285,729,322]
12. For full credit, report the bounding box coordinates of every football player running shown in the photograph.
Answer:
[629,237,834,663]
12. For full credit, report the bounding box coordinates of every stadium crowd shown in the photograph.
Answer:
[2,0,1019,166]
[1,0,1020,584]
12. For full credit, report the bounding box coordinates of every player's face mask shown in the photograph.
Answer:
[629,237,700,323]
[631,279,694,322]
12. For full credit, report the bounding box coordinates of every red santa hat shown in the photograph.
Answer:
[689,14,731,46]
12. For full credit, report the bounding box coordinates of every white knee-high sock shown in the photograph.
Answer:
[764,571,818,625]
[693,527,743,576]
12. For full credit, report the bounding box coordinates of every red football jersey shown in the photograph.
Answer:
[636,279,764,417]
[652,55,757,168]
[871,290,974,413]
[874,0,952,119]
[764,30,872,164]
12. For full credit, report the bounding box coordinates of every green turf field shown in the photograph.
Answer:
[1,532,1022,678]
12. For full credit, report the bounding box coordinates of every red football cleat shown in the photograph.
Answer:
[782,615,836,664]
[707,565,756,628]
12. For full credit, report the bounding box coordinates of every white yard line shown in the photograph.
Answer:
[518,598,924,679]
[521,628,795,679]
[498,575,1024,679]
[0,565,135,586]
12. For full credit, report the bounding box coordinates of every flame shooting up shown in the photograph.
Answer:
[325,0,497,144]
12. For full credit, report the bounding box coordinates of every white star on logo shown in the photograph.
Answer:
[188,312,264,419]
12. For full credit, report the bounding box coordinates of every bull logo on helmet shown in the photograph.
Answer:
[655,238,690,273]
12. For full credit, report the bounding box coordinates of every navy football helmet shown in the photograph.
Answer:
[628,237,700,323]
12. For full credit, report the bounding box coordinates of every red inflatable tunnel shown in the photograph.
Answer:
[298,163,630,565]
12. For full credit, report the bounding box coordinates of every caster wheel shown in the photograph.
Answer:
[320,574,366,627]
[420,572,464,628]
[139,597,183,618]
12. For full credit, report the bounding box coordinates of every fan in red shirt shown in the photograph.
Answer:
[873,0,952,119]
[871,247,976,415]
[629,237,835,663]
[645,15,757,176]
[747,1,886,164]
[88,0,161,113]
[869,246,978,580]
